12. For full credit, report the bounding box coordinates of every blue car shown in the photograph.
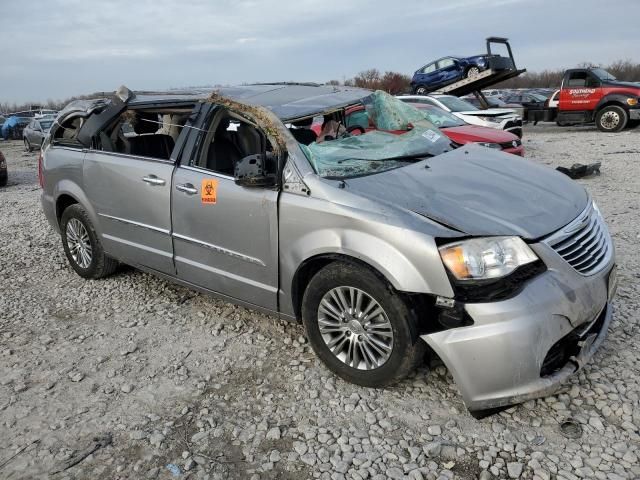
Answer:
[411,55,489,94]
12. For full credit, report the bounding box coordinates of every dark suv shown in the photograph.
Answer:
[411,55,489,94]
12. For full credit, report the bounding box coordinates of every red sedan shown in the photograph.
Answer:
[410,103,524,156]
[311,103,524,156]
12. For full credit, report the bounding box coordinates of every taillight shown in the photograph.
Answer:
[38,151,44,188]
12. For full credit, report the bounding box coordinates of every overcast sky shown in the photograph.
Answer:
[1,0,638,104]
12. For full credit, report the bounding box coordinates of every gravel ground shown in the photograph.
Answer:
[0,124,639,480]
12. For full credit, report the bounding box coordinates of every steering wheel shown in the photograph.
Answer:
[338,125,366,139]
[347,125,366,135]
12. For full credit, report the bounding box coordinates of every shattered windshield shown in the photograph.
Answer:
[301,91,452,179]
[415,106,465,128]
[591,68,616,81]
[438,96,478,112]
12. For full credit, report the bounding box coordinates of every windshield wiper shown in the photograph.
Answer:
[337,153,434,164]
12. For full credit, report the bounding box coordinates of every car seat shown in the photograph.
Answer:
[206,118,242,175]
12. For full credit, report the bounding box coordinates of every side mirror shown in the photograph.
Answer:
[234,153,276,188]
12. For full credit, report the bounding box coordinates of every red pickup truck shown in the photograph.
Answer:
[545,68,640,132]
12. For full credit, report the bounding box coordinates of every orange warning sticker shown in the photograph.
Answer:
[201,179,218,204]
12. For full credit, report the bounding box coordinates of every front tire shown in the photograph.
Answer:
[24,138,33,152]
[596,105,628,132]
[301,262,425,387]
[60,204,118,279]
[414,86,428,95]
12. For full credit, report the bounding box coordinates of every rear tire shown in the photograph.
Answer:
[301,261,425,387]
[24,138,33,152]
[466,66,480,78]
[414,86,428,95]
[595,105,628,132]
[60,204,118,279]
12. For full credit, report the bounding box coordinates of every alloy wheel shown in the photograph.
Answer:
[467,67,480,78]
[601,111,620,130]
[317,286,394,370]
[66,218,93,268]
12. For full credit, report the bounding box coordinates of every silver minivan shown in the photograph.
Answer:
[40,84,616,414]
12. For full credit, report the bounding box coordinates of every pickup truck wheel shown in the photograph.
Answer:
[466,66,480,78]
[60,204,118,279]
[596,105,628,132]
[301,262,425,387]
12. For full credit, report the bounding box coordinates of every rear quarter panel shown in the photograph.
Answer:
[41,146,100,235]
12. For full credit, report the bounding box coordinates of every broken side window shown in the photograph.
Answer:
[195,108,275,177]
[93,107,193,161]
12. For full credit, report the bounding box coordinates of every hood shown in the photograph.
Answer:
[458,108,516,117]
[441,125,517,144]
[602,79,640,91]
[343,146,587,240]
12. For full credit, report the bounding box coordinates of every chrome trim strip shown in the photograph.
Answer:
[180,165,234,180]
[102,234,173,258]
[87,150,175,165]
[175,256,276,292]
[172,232,266,266]
[98,213,170,235]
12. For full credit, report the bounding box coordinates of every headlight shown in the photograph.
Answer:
[439,237,538,281]
[475,142,502,149]
[627,98,638,106]
[477,116,503,123]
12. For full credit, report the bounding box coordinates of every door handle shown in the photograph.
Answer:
[142,175,166,186]
[176,183,198,195]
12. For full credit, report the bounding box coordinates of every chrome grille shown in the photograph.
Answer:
[545,202,612,275]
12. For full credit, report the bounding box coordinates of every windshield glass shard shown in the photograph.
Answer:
[302,91,451,179]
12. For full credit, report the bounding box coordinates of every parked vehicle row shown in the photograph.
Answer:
[40,84,616,415]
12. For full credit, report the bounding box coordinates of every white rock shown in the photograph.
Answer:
[266,427,281,440]
[507,462,523,478]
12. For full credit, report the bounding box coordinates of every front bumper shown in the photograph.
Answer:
[422,242,616,412]
[629,108,640,120]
